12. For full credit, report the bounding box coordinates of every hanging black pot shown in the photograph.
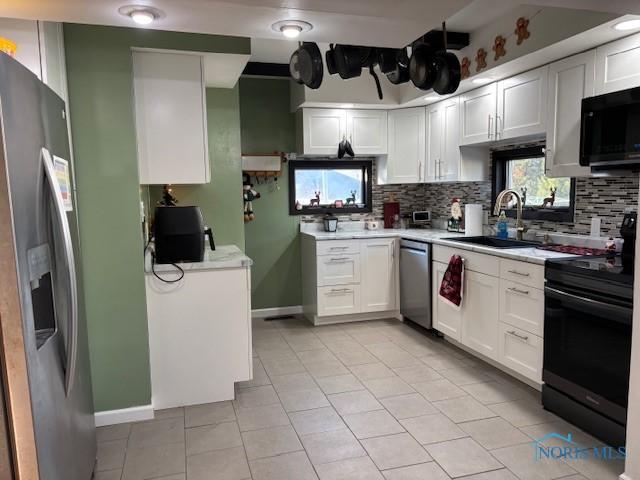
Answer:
[432,22,461,95]
[296,42,324,89]
[289,48,304,84]
[334,45,364,79]
[409,43,439,90]
[377,48,398,74]
[325,44,338,75]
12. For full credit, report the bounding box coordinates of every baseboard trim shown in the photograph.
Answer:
[252,305,303,319]
[94,405,155,427]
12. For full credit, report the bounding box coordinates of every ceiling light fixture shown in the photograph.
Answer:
[613,19,640,31]
[472,77,492,85]
[271,20,313,39]
[118,5,164,25]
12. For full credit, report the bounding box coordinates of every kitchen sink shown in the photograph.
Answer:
[442,236,541,249]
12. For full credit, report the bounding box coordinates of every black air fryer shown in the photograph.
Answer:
[154,206,212,264]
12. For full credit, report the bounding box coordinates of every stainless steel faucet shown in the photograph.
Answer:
[494,189,527,240]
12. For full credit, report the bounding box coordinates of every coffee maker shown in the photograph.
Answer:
[620,211,637,270]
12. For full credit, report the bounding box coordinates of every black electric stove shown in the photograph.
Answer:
[542,213,635,449]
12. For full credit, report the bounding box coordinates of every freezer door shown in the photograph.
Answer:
[0,53,96,480]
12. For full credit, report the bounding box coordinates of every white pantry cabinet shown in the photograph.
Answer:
[595,32,640,95]
[546,51,595,178]
[460,83,497,145]
[346,109,388,155]
[496,66,548,140]
[387,107,426,183]
[133,50,209,185]
[301,235,399,325]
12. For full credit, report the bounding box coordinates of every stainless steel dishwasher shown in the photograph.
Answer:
[400,239,431,329]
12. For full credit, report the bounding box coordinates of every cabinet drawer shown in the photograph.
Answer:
[317,254,360,286]
[317,240,360,256]
[499,280,544,336]
[433,245,499,277]
[498,322,543,383]
[317,285,361,317]
[499,259,544,289]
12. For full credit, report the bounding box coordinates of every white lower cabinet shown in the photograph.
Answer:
[302,236,398,324]
[461,271,499,360]
[498,322,543,383]
[432,261,462,341]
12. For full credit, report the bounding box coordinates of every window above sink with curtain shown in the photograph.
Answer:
[288,159,373,215]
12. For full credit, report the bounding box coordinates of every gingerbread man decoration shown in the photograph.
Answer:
[515,17,530,45]
[475,48,487,72]
[492,35,507,61]
[461,57,471,79]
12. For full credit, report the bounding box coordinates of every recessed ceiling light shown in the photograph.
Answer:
[613,19,640,31]
[472,77,492,85]
[271,20,313,39]
[118,5,164,25]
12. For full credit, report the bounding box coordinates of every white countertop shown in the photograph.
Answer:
[145,244,252,274]
[300,228,577,265]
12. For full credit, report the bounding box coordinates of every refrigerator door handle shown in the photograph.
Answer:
[42,148,78,396]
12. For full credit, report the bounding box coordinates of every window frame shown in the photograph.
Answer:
[491,146,576,222]
[288,159,373,215]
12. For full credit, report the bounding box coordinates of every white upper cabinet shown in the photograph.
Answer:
[496,66,548,140]
[546,51,595,178]
[460,84,497,145]
[387,107,426,184]
[426,98,461,182]
[346,110,388,155]
[301,108,346,156]
[133,50,209,185]
[595,33,640,95]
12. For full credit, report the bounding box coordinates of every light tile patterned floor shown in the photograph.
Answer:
[95,317,626,480]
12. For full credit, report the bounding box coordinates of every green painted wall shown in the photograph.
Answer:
[239,78,301,309]
[64,23,249,412]
[147,88,245,249]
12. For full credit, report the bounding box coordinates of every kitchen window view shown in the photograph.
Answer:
[493,146,575,222]
[288,159,373,214]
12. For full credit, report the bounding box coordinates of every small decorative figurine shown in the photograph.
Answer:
[295,200,303,211]
[447,198,464,232]
[160,184,178,206]
[475,48,487,72]
[515,17,530,45]
[309,191,321,207]
[243,174,261,222]
[520,187,527,207]
[493,35,507,61]
[346,190,357,205]
[461,57,471,79]
[541,187,557,208]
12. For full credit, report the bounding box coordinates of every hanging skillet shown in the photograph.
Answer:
[334,45,363,79]
[432,22,461,95]
[289,47,304,84]
[409,43,438,90]
[386,48,410,85]
[325,44,338,75]
[296,42,324,89]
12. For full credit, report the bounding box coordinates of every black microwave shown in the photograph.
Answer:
[580,86,640,170]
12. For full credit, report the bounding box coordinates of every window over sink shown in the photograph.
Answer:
[492,146,575,222]
[288,159,373,215]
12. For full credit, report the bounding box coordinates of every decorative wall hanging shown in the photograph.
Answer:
[461,57,471,79]
[475,48,487,72]
[243,173,261,222]
[515,17,530,45]
[493,35,507,61]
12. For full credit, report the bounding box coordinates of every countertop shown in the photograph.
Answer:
[301,228,577,265]
[145,244,252,274]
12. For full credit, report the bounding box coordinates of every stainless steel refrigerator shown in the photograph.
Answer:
[0,53,96,479]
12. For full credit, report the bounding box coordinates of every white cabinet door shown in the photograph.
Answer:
[346,110,388,155]
[595,33,640,95]
[425,103,442,182]
[496,66,548,140]
[498,322,543,383]
[432,261,462,341]
[387,107,426,183]
[461,271,499,360]
[460,84,497,145]
[133,51,209,185]
[440,98,461,181]
[360,238,397,312]
[546,51,595,178]
[303,108,347,155]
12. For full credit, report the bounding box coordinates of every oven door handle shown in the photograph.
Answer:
[545,286,632,325]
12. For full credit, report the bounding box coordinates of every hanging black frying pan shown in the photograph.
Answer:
[334,45,363,79]
[386,47,410,85]
[409,42,438,90]
[432,22,461,95]
[289,48,304,84]
[325,44,338,75]
[377,48,397,74]
[297,42,324,89]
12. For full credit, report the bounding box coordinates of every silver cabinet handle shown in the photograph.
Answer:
[419,161,422,181]
[496,114,502,138]
[42,148,78,396]
[328,288,351,294]
[329,246,349,250]
[487,115,493,139]
[507,270,530,277]
[508,287,530,295]
[329,257,349,262]
[507,330,529,342]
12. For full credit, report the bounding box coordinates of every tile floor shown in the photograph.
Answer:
[95,317,625,480]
